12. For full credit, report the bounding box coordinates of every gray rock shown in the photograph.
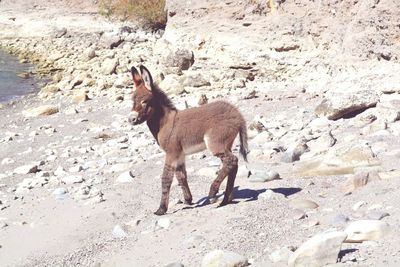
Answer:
[156,218,171,230]
[182,73,211,88]
[249,170,280,183]
[22,105,59,117]
[341,171,380,194]
[86,47,96,60]
[101,58,119,75]
[100,32,123,49]
[288,230,347,267]
[201,250,248,267]
[163,47,194,71]
[330,214,350,226]
[14,164,39,175]
[345,220,391,242]
[159,74,185,95]
[281,141,308,163]
[315,90,380,120]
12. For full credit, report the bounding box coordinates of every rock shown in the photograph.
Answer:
[352,200,367,211]
[101,58,119,75]
[341,171,380,193]
[14,164,39,174]
[269,246,294,263]
[345,220,390,243]
[52,187,68,199]
[61,175,83,185]
[315,90,380,120]
[112,224,128,239]
[0,220,8,229]
[250,131,273,146]
[378,169,400,180]
[281,141,308,163]
[162,47,194,71]
[53,27,67,38]
[249,170,280,182]
[164,263,184,267]
[201,250,248,267]
[116,171,135,183]
[159,74,185,95]
[288,230,347,267]
[289,199,319,210]
[156,218,171,230]
[366,211,390,220]
[330,214,350,226]
[182,73,211,88]
[72,91,89,104]
[295,143,380,177]
[307,131,336,155]
[85,47,96,60]
[1,158,14,165]
[22,105,59,117]
[100,32,123,49]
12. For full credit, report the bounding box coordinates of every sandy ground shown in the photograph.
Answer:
[1,0,400,266]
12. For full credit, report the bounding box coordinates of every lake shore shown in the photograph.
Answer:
[1,0,400,266]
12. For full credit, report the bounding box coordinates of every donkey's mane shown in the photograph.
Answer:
[152,83,177,111]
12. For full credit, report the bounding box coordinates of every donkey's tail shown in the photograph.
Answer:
[239,121,249,162]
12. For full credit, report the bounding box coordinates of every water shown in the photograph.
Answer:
[0,49,37,103]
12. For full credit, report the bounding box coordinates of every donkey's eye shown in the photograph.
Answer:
[141,100,148,106]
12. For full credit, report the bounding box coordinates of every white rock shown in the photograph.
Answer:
[116,171,135,183]
[156,218,171,230]
[345,220,390,243]
[197,167,217,177]
[269,246,294,263]
[112,224,128,239]
[61,175,83,185]
[201,250,248,267]
[1,158,14,165]
[288,230,347,267]
[14,164,39,175]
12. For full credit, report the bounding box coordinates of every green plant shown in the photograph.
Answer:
[98,0,167,30]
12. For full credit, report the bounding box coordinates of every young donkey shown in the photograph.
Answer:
[129,65,248,215]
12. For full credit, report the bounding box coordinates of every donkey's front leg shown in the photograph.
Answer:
[154,162,175,216]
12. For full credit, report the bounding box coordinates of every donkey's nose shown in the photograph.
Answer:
[128,111,139,124]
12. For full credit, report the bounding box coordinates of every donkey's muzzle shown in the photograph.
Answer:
[128,111,140,125]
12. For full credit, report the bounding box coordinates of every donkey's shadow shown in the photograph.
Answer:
[187,186,302,209]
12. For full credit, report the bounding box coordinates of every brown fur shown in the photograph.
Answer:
[129,65,249,215]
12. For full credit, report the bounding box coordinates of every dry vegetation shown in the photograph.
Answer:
[98,0,167,29]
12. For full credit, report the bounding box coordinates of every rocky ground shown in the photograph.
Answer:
[1,0,400,266]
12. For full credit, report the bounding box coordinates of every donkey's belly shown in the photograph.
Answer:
[183,142,207,155]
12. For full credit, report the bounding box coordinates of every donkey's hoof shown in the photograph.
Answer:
[154,207,167,216]
[219,199,230,207]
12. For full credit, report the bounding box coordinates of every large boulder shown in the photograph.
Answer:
[288,230,347,267]
[315,90,380,120]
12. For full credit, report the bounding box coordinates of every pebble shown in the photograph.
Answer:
[52,188,68,199]
[164,263,184,267]
[269,246,294,263]
[1,158,15,165]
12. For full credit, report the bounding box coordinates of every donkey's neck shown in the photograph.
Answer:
[147,104,176,144]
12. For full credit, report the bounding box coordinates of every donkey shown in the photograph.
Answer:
[128,65,249,215]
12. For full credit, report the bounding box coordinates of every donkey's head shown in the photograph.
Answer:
[128,65,155,125]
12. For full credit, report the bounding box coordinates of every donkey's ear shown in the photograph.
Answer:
[139,65,153,90]
[131,66,142,86]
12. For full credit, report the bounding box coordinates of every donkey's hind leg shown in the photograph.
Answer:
[176,163,193,205]
[208,151,238,205]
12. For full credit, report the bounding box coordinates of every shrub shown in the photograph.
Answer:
[98,0,167,30]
